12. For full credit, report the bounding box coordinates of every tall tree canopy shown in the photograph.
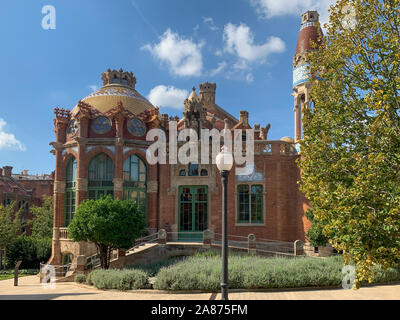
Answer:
[300,0,400,287]
[30,196,53,239]
[68,196,146,269]
[0,202,22,268]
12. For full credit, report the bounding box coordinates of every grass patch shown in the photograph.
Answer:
[127,256,187,277]
[153,255,400,291]
[86,269,150,291]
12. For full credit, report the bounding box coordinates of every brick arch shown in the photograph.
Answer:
[61,252,74,265]
[123,149,148,165]
[60,151,78,181]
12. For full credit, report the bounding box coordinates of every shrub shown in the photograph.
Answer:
[127,256,187,277]
[87,269,149,290]
[154,255,400,291]
[74,274,86,283]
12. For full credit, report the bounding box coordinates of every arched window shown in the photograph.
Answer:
[200,169,208,177]
[123,155,147,217]
[88,153,114,200]
[65,157,77,226]
[179,170,186,176]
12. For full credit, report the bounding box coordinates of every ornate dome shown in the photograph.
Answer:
[281,137,294,143]
[72,69,155,115]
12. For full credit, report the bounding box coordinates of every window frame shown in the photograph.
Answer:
[122,154,147,223]
[87,153,114,201]
[64,157,77,226]
[235,183,265,225]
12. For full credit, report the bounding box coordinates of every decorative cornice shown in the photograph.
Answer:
[49,142,64,151]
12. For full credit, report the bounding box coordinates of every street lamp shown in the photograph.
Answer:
[216,146,233,300]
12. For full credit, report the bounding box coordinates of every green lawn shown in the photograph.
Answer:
[0,274,32,281]
[0,270,38,281]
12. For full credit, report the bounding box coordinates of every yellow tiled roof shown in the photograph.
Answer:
[72,84,154,115]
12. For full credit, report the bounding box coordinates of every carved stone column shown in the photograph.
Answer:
[76,178,88,204]
[113,178,123,200]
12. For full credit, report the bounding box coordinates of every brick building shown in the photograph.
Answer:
[48,11,320,265]
[0,167,54,234]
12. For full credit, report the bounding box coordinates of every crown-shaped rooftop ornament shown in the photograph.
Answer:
[101,68,137,89]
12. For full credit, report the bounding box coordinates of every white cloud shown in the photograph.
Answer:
[250,0,337,26]
[203,17,219,31]
[233,60,250,71]
[142,29,204,77]
[223,23,285,62]
[210,61,228,76]
[0,118,26,151]
[148,85,189,109]
[246,73,255,83]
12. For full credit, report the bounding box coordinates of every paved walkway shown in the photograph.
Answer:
[0,276,399,300]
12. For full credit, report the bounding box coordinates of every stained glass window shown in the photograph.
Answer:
[92,116,112,134]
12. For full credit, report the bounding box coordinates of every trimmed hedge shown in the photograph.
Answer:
[127,256,187,277]
[86,269,150,290]
[154,255,400,291]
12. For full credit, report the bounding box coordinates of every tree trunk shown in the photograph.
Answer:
[95,244,112,270]
[3,248,6,270]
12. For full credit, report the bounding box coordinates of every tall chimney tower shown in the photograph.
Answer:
[293,11,323,143]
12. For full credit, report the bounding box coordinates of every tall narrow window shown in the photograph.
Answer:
[65,157,77,226]
[88,153,114,200]
[237,184,264,224]
[123,155,147,218]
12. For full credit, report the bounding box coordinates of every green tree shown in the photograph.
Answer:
[0,202,22,268]
[300,0,400,287]
[68,196,146,269]
[305,209,328,247]
[30,196,53,239]
[6,236,51,269]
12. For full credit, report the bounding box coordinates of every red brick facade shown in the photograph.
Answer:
[48,68,311,266]
[0,167,54,235]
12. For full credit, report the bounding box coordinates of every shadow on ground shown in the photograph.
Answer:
[0,293,97,300]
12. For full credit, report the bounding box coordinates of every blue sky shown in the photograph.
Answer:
[0,0,335,174]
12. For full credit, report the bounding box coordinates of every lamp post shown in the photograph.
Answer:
[216,146,233,300]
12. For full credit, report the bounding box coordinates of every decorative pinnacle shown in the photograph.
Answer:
[101,69,136,89]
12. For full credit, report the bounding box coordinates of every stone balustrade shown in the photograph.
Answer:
[254,141,297,156]
[59,228,69,240]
